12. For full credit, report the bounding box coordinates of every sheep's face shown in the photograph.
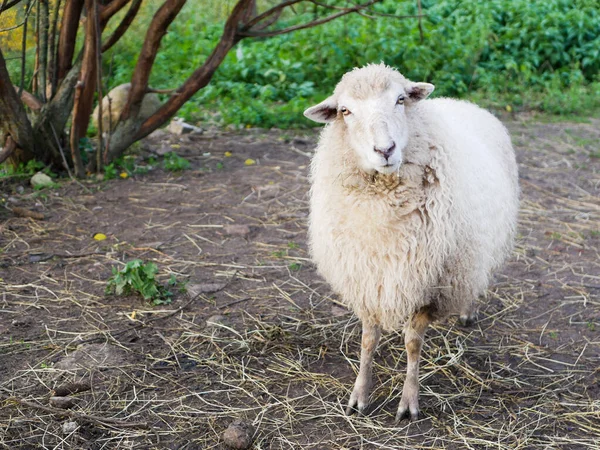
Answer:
[304,65,434,174]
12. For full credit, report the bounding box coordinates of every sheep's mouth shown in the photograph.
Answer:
[376,163,400,174]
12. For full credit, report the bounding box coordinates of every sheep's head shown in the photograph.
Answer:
[304,64,434,174]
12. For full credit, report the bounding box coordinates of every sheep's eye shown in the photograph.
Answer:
[340,106,351,116]
[396,96,405,105]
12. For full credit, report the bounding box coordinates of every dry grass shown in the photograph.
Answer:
[1,120,599,449]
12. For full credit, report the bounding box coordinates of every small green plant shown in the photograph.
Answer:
[587,322,596,331]
[288,262,302,271]
[287,242,299,249]
[106,259,175,305]
[103,162,118,180]
[548,331,558,340]
[164,152,191,171]
[271,250,286,258]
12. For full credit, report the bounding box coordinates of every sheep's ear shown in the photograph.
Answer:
[407,82,435,102]
[304,96,338,123]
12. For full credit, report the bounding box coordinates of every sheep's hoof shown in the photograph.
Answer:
[345,386,370,416]
[395,407,419,423]
[395,390,419,423]
[458,313,477,327]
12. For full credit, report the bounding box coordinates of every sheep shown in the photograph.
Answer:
[304,63,519,421]
[92,83,162,134]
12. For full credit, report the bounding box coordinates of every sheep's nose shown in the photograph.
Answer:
[374,142,396,160]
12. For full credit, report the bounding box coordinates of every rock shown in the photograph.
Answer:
[30,172,54,188]
[49,396,78,409]
[62,421,78,434]
[222,419,255,449]
[156,142,174,156]
[206,315,229,328]
[148,129,167,140]
[53,381,91,397]
[187,283,227,297]
[168,118,203,135]
[54,343,126,371]
[223,224,252,237]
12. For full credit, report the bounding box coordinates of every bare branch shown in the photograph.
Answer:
[99,0,131,25]
[13,85,43,110]
[101,0,143,52]
[121,0,187,121]
[47,0,62,98]
[239,0,382,38]
[132,0,255,140]
[69,0,98,177]
[56,0,84,82]
[0,0,24,13]
[242,0,303,30]
[94,0,104,171]
[0,136,16,165]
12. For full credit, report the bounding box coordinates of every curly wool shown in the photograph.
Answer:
[309,90,519,331]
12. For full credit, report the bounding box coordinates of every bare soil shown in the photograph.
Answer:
[1,118,599,449]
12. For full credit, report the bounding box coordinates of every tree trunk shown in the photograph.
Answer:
[0,49,35,166]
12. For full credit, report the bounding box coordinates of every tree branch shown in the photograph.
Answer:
[13,85,43,110]
[56,0,84,82]
[121,0,187,121]
[132,0,255,139]
[0,0,23,13]
[242,0,303,30]
[99,0,131,26]
[0,136,16,165]
[69,0,98,177]
[239,1,382,38]
[101,0,142,52]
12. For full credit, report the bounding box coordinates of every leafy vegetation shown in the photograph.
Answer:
[105,259,182,305]
[98,0,600,129]
[163,152,191,171]
[2,0,599,136]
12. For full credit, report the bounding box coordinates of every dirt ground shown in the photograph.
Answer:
[1,116,599,449]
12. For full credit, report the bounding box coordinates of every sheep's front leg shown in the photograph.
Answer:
[396,307,434,422]
[346,322,381,415]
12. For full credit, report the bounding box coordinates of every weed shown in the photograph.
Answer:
[106,259,177,305]
[288,262,302,271]
[164,152,191,171]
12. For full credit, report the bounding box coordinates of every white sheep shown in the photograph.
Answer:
[304,64,519,421]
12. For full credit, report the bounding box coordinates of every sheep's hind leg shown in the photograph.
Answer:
[396,307,434,422]
[346,322,381,415]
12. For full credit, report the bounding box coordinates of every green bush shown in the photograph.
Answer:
[8,0,598,131]
[101,0,600,127]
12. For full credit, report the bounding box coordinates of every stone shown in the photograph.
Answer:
[223,224,252,237]
[30,172,54,188]
[62,421,78,434]
[49,396,78,409]
[206,315,229,328]
[54,343,126,371]
[222,419,255,449]
[187,283,227,297]
[148,129,167,140]
[168,119,203,135]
